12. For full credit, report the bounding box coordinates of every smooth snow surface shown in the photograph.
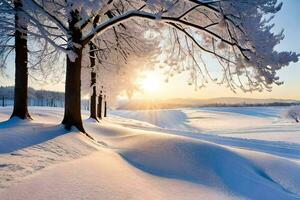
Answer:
[0,106,300,200]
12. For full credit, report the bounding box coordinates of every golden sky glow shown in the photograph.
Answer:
[132,65,300,101]
[131,1,300,101]
[1,1,299,101]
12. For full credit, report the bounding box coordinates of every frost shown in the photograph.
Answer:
[67,51,77,62]
[72,42,82,49]
[5,0,298,95]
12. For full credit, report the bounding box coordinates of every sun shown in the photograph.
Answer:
[141,74,160,93]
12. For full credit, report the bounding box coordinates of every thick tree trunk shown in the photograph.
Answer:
[89,43,98,121]
[97,94,102,119]
[62,11,85,132]
[11,0,31,120]
[62,50,85,132]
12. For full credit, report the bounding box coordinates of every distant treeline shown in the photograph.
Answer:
[0,86,89,110]
[199,102,300,108]
[118,101,300,110]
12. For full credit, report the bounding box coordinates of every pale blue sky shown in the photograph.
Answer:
[271,0,300,93]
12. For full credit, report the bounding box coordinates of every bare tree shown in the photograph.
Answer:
[89,42,98,121]
[104,94,107,118]
[0,1,14,74]
[97,88,103,120]
[0,0,63,120]
[11,0,32,119]
[286,106,300,123]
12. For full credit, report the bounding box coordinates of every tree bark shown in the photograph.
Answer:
[61,10,85,132]
[11,0,31,120]
[90,85,97,120]
[104,99,107,117]
[89,42,98,121]
[62,49,85,132]
[97,94,102,119]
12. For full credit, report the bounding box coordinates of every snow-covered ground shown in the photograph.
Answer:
[0,106,300,200]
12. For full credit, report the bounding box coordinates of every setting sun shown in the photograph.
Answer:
[140,73,160,93]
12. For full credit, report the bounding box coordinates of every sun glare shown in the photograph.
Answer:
[141,74,160,93]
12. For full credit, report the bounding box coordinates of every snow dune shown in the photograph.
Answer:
[113,107,300,142]
[111,107,278,132]
[0,106,300,200]
[112,109,197,131]
[86,120,300,199]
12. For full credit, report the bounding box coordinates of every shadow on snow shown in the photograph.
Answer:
[0,117,69,154]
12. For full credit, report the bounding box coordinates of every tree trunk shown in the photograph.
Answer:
[62,50,85,132]
[97,94,102,119]
[104,99,107,117]
[89,42,98,121]
[62,11,85,132]
[90,85,97,120]
[11,0,31,120]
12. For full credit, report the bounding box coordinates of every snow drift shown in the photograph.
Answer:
[0,107,300,200]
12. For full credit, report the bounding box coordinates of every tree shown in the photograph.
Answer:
[0,0,31,119]
[10,0,33,119]
[85,12,153,121]
[0,0,62,120]
[83,16,159,121]
[104,94,107,117]
[89,42,98,121]
[19,0,298,132]
[286,106,300,123]
[0,1,14,74]
[97,89,103,119]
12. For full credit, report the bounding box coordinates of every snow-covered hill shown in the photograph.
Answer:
[0,106,300,200]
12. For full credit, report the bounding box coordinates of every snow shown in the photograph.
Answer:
[112,107,300,142]
[0,106,300,199]
[111,109,197,131]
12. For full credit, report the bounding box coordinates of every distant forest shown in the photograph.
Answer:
[0,86,88,109]
[2,86,300,110]
[118,98,300,110]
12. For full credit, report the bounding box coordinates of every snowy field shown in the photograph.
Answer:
[0,106,300,200]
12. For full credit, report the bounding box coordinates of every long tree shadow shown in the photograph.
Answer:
[0,117,69,154]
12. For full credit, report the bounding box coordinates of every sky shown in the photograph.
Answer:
[137,0,300,100]
[1,0,300,100]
